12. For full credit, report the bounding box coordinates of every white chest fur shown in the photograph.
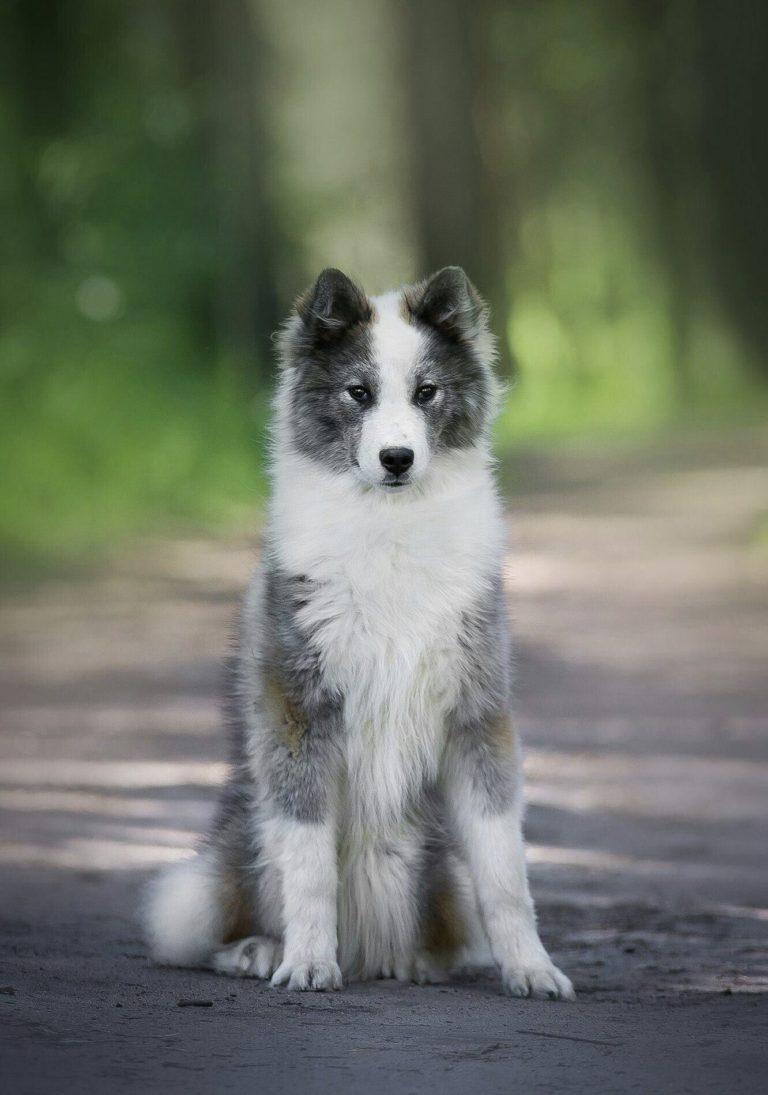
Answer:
[269,447,505,829]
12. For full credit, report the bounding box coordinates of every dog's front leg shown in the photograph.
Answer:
[443,718,574,1000]
[254,672,343,992]
[267,813,342,991]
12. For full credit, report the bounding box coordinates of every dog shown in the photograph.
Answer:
[143,266,574,999]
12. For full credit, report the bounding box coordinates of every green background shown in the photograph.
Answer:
[2,0,766,571]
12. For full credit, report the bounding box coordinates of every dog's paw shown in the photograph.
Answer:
[412,951,449,985]
[501,960,575,1001]
[270,958,342,992]
[212,936,282,979]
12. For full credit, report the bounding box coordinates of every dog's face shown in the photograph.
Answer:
[280,267,498,491]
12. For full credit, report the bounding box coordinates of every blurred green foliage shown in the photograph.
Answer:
[1,0,766,571]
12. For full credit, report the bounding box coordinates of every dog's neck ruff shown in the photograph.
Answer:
[268,442,506,831]
[268,441,503,580]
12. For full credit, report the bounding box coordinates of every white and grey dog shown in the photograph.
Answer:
[144,266,574,1000]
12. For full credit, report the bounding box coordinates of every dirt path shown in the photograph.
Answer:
[1,430,767,1093]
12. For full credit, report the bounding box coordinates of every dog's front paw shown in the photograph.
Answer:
[270,958,342,992]
[502,960,575,1001]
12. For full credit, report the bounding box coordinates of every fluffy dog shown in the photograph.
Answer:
[144,266,574,999]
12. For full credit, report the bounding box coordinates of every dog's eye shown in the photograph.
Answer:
[415,384,437,405]
[347,385,371,405]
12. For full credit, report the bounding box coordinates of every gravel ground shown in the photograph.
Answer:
[1,430,767,1093]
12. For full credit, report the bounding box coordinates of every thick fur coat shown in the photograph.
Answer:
[143,267,574,999]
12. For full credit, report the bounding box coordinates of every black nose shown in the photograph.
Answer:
[379,447,414,476]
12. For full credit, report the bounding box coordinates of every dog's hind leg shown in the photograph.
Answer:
[144,846,247,967]
[143,778,257,968]
[211,934,283,978]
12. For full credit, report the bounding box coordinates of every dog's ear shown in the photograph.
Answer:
[295,268,372,343]
[405,266,488,343]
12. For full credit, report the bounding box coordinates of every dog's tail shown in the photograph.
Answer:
[143,851,225,966]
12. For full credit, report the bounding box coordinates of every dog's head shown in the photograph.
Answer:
[277,267,499,492]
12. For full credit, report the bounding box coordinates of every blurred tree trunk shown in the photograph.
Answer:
[13,0,72,134]
[8,0,74,258]
[635,0,705,403]
[698,0,768,378]
[179,0,283,383]
[398,0,513,375]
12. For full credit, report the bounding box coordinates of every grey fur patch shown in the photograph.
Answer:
[410,328,494,451]
[257,562,343,823]
[446,574,518,814]
[295,267,373,342]
[205,776,258,940]
[286,327,378,474]
[403,266,488,344]
[284,270,378,474]
[402,267,495,451]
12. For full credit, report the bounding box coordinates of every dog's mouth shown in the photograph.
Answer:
[351,458,413,490]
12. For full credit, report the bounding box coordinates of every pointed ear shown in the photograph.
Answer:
[295,268,372,343]
[404,266,488,343]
